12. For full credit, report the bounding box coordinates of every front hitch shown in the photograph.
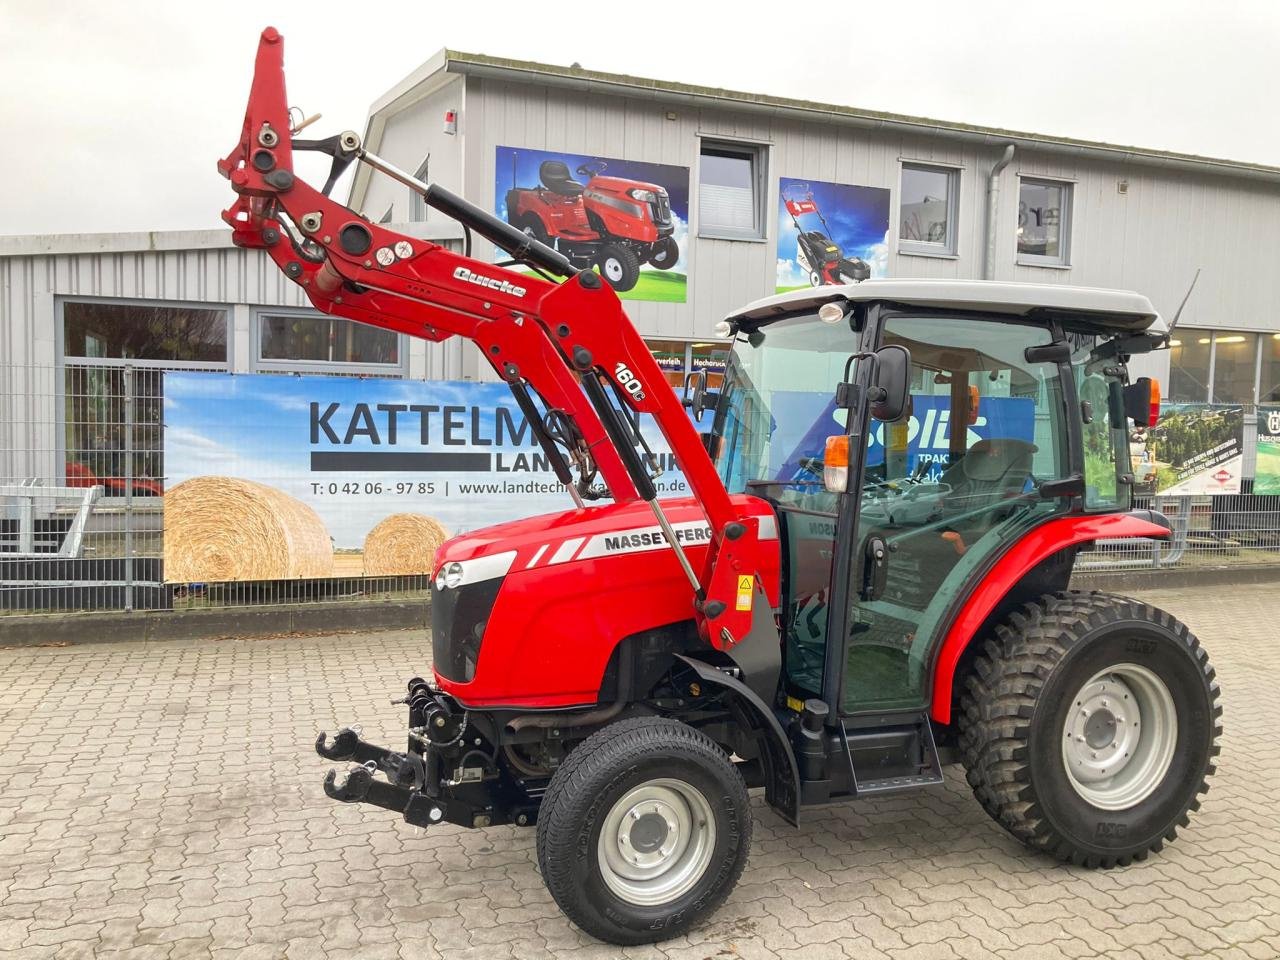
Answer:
[315,727,442,826]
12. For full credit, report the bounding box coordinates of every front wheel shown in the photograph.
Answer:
[647,236,680,269]
[960,591,1221,868]
[536,717,751,945]
[596,243,641,291]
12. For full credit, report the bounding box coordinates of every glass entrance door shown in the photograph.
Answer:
[841,314,1073,713]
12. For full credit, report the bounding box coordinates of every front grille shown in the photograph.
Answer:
[650,194,673,228]
[430,577,503,682]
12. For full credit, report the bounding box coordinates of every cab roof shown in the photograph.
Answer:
[725,279,1166,335]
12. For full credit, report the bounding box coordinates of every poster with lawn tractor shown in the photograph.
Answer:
[495,146,689,302]
[1254,407,1280,494]
[1129,404,1244,496]
[776,176,890,292]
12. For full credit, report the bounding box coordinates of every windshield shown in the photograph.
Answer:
[711,310,862,494]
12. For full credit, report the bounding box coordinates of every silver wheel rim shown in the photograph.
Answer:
[602,257,625,282]
[1062,662,1177,810]
[596,778,716,906]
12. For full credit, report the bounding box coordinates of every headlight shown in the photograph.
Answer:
[435,562,464,590]
[628,188,656,202]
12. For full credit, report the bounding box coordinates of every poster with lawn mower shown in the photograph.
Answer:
[495,145,689,302]
[1253,407,1280,494]
[776,176,890,292]
[1129,404,1244,495]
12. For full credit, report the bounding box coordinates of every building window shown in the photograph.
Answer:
[698,140,766,240]
[1167,333,1211,403]
[899,163,959,256]
[409,156,430,221]
[256,312,404,373]
[1017,177,1072,266]
[1259,335,1280,403]
[1169,328,1263,404]
[1209,332,1258,403]
[64,300,228,364]
[59,299,231,497]
[645,339,729,397]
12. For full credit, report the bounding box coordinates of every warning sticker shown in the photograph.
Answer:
[735,575,753,611]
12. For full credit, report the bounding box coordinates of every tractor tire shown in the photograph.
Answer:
[517,213,550,246]
[536,716,751,945]
[647,236,680,270]
[959,591,1220,869]
[597,243,641,292]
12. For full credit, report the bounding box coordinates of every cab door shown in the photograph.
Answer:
[839,312,1075,714]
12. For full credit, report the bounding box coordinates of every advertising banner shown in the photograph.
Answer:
[776,176,890,293]
[1255,407,1280,494]
[495,145,689,302]
[1131,405,1244,496]
[163,372,693,582]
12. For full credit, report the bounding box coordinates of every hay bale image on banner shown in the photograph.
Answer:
[163,476,335,582]
[776,176,890,292]
[1255,408,1280,494]
[363,514,450,576]
[1130,405,1244,496]
[495,146,689,302]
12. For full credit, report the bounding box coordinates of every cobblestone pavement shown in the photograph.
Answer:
[0,583,1276,959]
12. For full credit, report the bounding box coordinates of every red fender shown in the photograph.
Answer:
[929,513,1171,724]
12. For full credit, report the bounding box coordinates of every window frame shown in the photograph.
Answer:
[1016,176,1074,268]
[696,137,769,242]
[408,155,430,221]
[251,308,409,377]
[897,161,961,258]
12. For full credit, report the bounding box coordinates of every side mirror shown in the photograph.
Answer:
[1123,377,1160,427]
[870,344,911,422]
[682,370,718,422]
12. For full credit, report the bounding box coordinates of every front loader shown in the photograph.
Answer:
[222,29,1221,946]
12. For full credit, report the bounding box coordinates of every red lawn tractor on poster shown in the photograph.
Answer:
[784,181,872,286]
[505,158,679,292]
[222,28,1220,948]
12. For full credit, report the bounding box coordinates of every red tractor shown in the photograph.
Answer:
[505,158,680,292]
[222,30,1220,946]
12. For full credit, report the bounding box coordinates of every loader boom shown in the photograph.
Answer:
[218,27,772,651]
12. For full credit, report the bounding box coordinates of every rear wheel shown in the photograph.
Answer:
[960,591,1220,868]
[597,243,641,291]
[517,213,549,246]
[536,716,751,945]
[647,236,679,269]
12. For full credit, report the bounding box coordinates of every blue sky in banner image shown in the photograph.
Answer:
[776,176,891,291]
[163,372,693,549]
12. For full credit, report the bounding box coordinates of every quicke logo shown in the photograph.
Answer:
[452,266,527,298]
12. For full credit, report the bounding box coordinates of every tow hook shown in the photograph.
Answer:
[315,726,443,826]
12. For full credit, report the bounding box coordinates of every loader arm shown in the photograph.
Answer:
[218,27,770,651]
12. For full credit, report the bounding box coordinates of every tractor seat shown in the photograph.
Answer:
[939,438,1037,502]
[539,160,584,197]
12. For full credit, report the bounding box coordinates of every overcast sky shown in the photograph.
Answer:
[2,0,1276,237]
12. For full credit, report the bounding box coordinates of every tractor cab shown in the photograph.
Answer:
[712,280,1166,731]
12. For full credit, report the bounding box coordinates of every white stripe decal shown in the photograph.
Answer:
[549,537,585,565]
[525,544,549,568]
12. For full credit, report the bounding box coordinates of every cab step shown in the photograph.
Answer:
[845,711,945,797]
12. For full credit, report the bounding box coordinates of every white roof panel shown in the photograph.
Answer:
[726,279,1165,335]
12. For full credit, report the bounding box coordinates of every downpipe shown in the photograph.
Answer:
[984,144,1015,281]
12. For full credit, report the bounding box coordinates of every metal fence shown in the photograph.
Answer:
[2,364,1278,616]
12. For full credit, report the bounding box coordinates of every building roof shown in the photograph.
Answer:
[351,47,1280,212]
[725,279,1166,335]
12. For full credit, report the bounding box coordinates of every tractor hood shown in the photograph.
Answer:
[586,176,666,197]
[433,495,777,578]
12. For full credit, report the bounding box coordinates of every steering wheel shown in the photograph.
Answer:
[575,160,606,177]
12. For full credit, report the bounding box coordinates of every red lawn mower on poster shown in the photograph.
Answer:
[221,29,1220,947]
[505,158,679,292]
[784,182,872,286]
